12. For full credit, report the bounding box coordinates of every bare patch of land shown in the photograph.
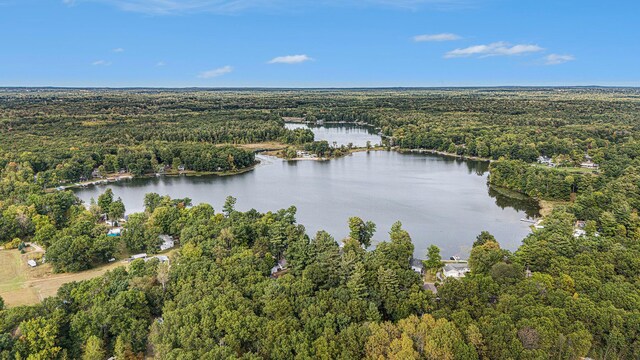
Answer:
[539,199,570,217]
[0,246,177,308]
[0,249,130,307]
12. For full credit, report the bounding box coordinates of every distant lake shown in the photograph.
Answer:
[74,151,538,258]
[285,122,383,148]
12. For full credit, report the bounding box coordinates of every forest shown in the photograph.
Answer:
[0,88,639,359]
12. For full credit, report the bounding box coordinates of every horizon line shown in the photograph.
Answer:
[1,85,639,91]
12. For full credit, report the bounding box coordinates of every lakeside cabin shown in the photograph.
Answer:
[144,255,170,263]
[159,235,175,251]
[537,156,555,167]
[270,258,288,277]
[410,258,424,275]
[443,263,470,279]
[580,161,599,169]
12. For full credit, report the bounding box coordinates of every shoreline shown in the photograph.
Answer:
[50,161,261,191]
[398,148,493,162]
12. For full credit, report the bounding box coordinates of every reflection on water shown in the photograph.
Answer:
[285,122,383,147]
[488,186,540,218]
[75,151,538,258]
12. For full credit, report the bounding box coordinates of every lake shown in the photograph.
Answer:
[285,122,383,148]
[74,151,538,258]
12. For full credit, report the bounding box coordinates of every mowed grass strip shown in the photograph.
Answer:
[0,250,25,293]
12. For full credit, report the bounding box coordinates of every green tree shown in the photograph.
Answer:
[223,196,237,217]
[172,157,182,172]
[144,193,163,213]
[347,262,368,299]
[15,317,62,359]
[424,244,444,274]
[109,197,126,221]
[469,240,504,274]
[97,188,114,214]
[82,335,105,360]
[157,261,170,292]
[348,216,376,248]
[473,231,496,248]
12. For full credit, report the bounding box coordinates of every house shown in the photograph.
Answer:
[144,255,170,263]
[580,161,599,169]
[573,229,587,238]
[130,253,147,261]
[91,168,102,178]
[107,228,122,237]
[443,263,470,278]
[270,258,288,276]
[159,235,175,251]
[537,156,555,167]
[177,165,185,172]
[27,259,37,268]
[410,258,424,274]
[105,219,116,227]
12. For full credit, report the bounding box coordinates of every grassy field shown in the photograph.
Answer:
[0,247,179,308]
[0,249,128,308]
[539,199,572,217]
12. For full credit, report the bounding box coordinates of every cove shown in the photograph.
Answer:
[285,122,383,147]
[73,151,538,258]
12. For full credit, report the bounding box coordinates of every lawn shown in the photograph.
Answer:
[0,247,179,308]
[0,249,127,308]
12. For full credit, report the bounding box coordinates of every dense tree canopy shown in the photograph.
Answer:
[0,88,639,359]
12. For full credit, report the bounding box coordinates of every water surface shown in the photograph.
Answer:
[285,122,382,148]
[74,151,538,257]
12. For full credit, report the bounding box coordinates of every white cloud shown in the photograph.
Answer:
[113,47,125,53]
[445,41,544,58]
[544,54,575,65]
[156,61,166,66]
[413,33,461,42]
[63,0,469,15]
[92,60,112,66]
[268,54,312,64]
[198,65,233,78]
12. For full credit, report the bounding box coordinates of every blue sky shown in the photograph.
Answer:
[1,0,638,87]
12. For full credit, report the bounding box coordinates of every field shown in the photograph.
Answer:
[0,248,128,308]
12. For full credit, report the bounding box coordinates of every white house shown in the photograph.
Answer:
[270,258,288,276]
[130,253,147,261]
[144,255,170,263]
[537,156,555,167]
[410,258,424,274]
[27,259,37,268]
[580,161,599,169]
[443,263,470,278]
[159,235,175,251]
[573,229,587,238]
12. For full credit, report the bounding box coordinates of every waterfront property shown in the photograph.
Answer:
[442,263,470,278]
[159,235,175,251]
